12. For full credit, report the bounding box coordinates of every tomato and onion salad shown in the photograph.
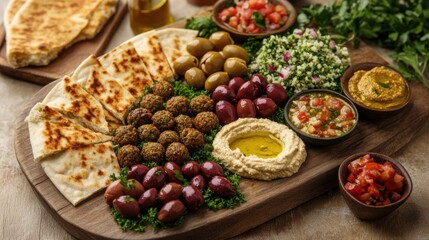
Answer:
[288,93,356,138]
[344,154,405,206]
[218,0,289,33]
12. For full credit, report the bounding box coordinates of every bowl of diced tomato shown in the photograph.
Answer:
[338,152,412,220]
[213,0,297,41]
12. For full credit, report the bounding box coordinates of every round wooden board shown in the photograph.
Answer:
[14,51,429,239]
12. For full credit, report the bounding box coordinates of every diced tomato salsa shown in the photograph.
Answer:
[288,93,357,138]
[218,0,289,34]
[345,154,405,206]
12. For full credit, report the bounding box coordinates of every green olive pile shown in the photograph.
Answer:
[173,31,250,92]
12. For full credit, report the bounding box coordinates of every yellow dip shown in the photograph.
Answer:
[229,132,283,159]
[348,66,408,109]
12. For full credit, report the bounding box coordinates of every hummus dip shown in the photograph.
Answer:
[212,118,307,181]
[348,66,408,109]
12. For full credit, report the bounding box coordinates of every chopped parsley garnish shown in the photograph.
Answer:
[251,12,266,29]
[377,82,390,89]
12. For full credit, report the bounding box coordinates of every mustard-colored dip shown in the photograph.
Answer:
[229,132,283,159]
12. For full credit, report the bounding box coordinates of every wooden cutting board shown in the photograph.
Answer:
[0,0,127,85]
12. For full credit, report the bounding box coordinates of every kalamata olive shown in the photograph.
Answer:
[184,67,206,90]
[164,161,183,184]
[158,183,183,205]
[113,195,140,218]
[143,166,166,190]
[236,81,260,100]
[222,45,250,63]
[181,161,201,179]
[186,38,213,58]
[209,176,235,198]
[181,185,204,211]
[228,77,245,93]
[236,99,257,118]
[266,83,288,105]
[209,31,234,51]
[200,51,225,75]
[138,188,158,212]
[215,100,237,125]
[157,200,187,223]
[104,180,125,206]
[127,164,150,182]
[190,175,207,191]
[249,74,268,95]
[253,97,278,117]
[173,55,199,76]
[212,85,236,103]
[205,72,230,92]
[223,57,247,77]
[200,161,224,179]
[125,179,145,200]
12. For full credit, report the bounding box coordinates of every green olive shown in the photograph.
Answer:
[205,72,230,92]
[223,57,247,77]
[209,31,234,51]
[186,38,214,58]
[222,45,250,63]
[200,51,225,75]
[173,55,199,76]
[184,67,206,90]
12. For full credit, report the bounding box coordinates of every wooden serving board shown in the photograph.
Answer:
[0,0,128,85]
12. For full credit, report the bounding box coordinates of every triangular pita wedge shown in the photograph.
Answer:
[104,107,123,134]
[41,142,120,206]
[99,41,153,98]
[27,103,112,162]
[42,76,109,134]
[3,0,26,33]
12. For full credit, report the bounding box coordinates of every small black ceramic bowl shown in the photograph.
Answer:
[284,89,359,146]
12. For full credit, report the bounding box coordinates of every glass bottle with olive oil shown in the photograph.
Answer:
[129,0,174,34]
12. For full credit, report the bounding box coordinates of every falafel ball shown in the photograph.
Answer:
[194,111,219,133]
[140,94,164,113]
[114,125,140,146]
[152,80,174,100]
[165,142,189,164]
[152,110,175,131]
[174,114,193,134]
[138,124,160,142]
[117,145,142,168]
[165,96,189,116]
[158,130,180,148]
[127,108,152,128]
[190,95,214,114]
[141,142,165,163]
[180,127,205,149]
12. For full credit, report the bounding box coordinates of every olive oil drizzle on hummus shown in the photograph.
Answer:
[229,132,283,159]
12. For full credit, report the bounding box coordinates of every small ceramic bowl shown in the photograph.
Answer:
[338,152,413,220]
[212,0,297,42]
[340,62,411,118]
[284,89,359,146]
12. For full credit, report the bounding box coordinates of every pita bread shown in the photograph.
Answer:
[42,76,109,134]
[41,142,120,206]
[3,0,27,32]
[99,41,153,98]
[27,103,112,162]
[6,0,102,68]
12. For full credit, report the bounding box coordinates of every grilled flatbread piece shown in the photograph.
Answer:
[129,31,175,82]
[99,41,153,98]
[6,0,102,68]
[42,76,109,134]
[27,103,112,162]
[41,142,120,206]
[3,0,26,32]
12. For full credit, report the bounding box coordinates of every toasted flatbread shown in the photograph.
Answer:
[27,103,112,162]
[3,0,26,32]
[99,41,153,98]
[41,142,120,206]
[42,76,109,134]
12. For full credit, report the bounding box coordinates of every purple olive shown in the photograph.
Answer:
[236,81,260,100]
[215,100,237,125]
[104,180,125,206]
[157,200,187,223]
[212,85,236,103]
[253,97,278,117]
[143,166,166,190]
[181,161,201,179]
[113,195,140,218]
[181,185,204,211]
[164,162,183,184]
[124,180,145,200]
[228,77,245,93]
[266,83,288,105]
[200,161,224,179]
[209,176,235,198]
[127,164,150,182]
[249,74,268,95]
[236,99,257,118]
[138,188,158,212]
[158,183,183,205]
[190,175,207,191]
